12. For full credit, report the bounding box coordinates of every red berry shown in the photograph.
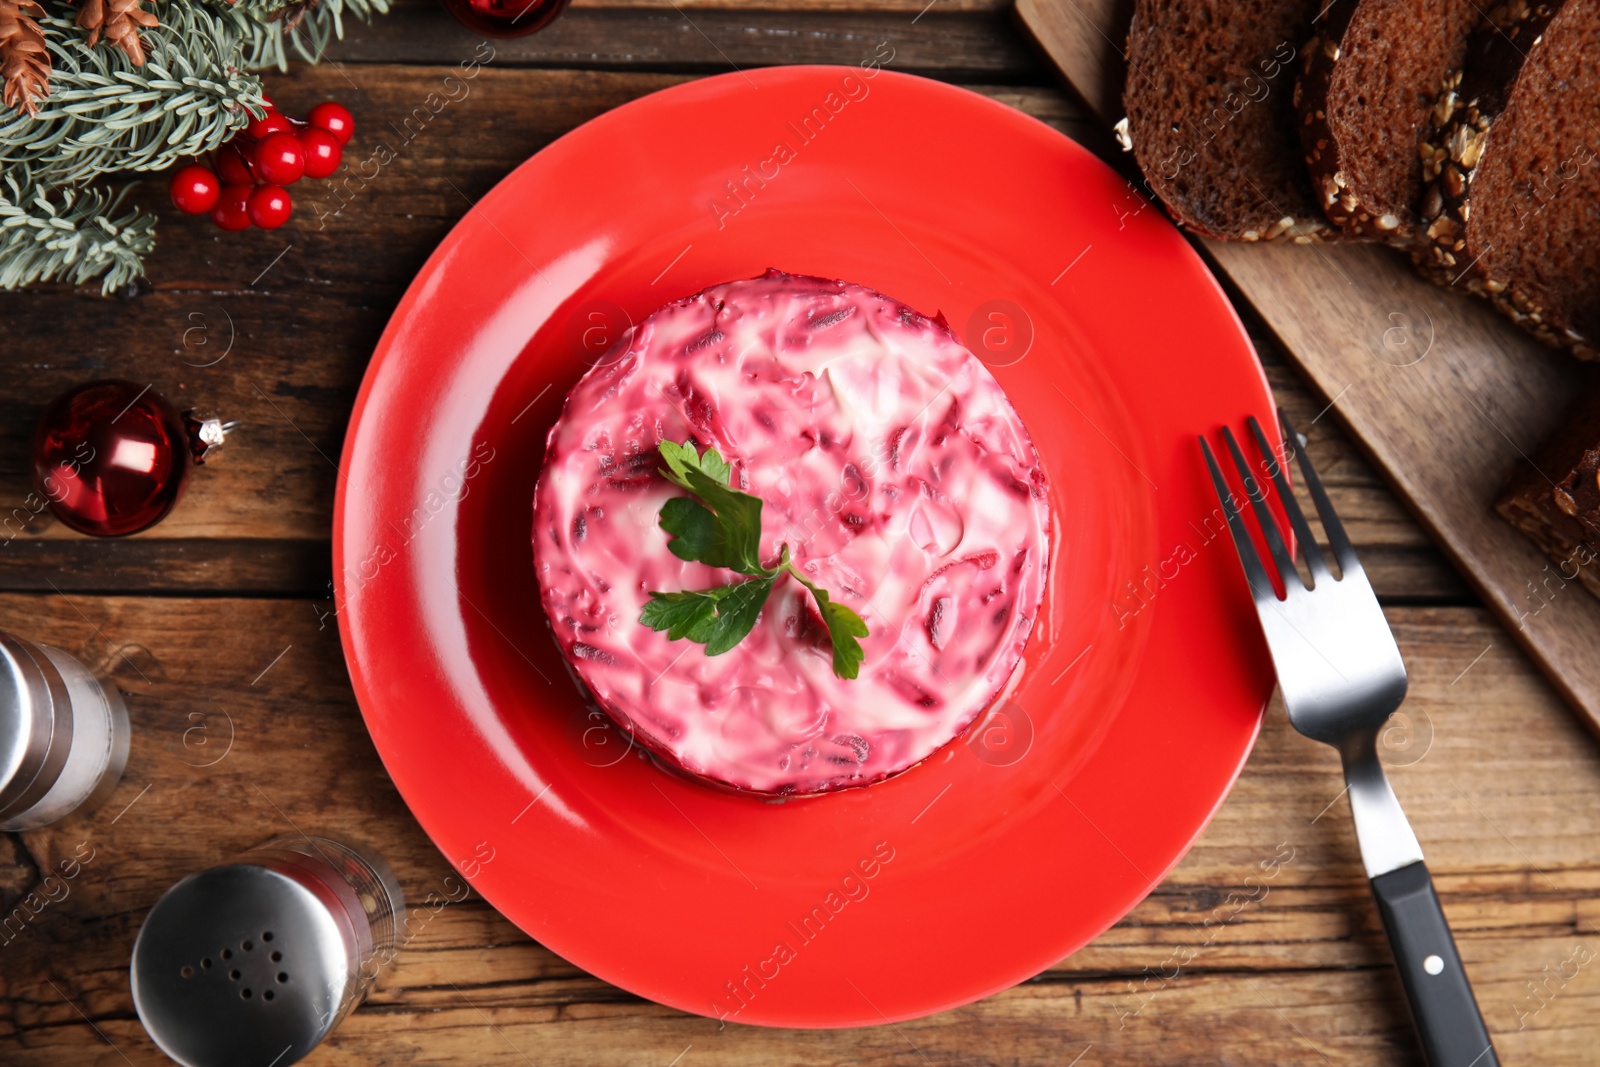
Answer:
[211,185,252,231]
[246,109,293,140]
[215,142,255,185]
[169,164,220,215]
[298,126,342,179]
[253,131,307,185]
[306,102,354,145]
[247,185,293,229]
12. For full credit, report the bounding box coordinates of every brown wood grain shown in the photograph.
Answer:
[0,596,1594,1065]
[0,540,329,595]
[338,0,1044,79]
[1017,0,1600,740]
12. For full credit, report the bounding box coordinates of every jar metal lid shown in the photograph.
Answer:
[131,864,361,1067]
[0,632,73,818]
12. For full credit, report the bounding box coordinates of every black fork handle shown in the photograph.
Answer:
[1370,861,1498,1067]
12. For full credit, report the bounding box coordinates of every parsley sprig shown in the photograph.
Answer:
[639,441,870,679]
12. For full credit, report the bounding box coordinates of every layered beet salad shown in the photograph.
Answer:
[532,271,1050,795]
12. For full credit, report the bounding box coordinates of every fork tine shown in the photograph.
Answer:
[1246,415,1333,584]
[1199,436,1277,601]
[1279,408,1361,574]
[1220,425,1304,591]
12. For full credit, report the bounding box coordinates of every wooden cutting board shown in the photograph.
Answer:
[1017,0,1600,736]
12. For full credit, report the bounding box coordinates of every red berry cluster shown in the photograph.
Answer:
[168,98,356,231]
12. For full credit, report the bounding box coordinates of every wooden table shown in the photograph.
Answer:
[2,2,1597,1063]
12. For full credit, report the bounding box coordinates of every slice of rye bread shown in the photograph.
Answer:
[1497,389,1600,600]
[1417,0,1600,357]
[1123,0,1333,242]
[1295,0,1480,242]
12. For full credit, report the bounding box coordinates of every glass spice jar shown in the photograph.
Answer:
[0,631,131,832]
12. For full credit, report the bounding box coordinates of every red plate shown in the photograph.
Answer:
[336,66,1278,1027]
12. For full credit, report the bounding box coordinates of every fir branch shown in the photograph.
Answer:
[0,3,264,186]
[0,174,154,293]
[224,0,389,72]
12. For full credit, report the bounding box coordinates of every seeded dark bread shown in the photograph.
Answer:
[1417,0,1600,357]
[1497,391,1600,599]
[1124,0,1331,242]
[1295,0,1480,242]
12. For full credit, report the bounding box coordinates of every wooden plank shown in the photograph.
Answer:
[0,597,1593,1063]
[0,70,1467,602]
[1017,0,1600,739]
[0,539,330,595]
[1014,0,1130,113]
[337,1,1045,79]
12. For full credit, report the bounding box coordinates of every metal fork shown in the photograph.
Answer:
[1201,412,1498,1067]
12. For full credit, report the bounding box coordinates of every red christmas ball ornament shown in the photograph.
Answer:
[215,142,255,185]
[253,131,306,185]
[440,0,568,37]
[169,164,220,215]
[32,381,228,538]
[247,184,293,229]
[211,184,253,231]
[298,126,342,178]
[306,101,355,145]
[246,108,293,140]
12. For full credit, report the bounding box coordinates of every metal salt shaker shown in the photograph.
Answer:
[131,836,405,1067]
[0,630,131,832]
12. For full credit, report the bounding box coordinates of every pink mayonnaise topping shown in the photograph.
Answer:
[532,271,1050,794]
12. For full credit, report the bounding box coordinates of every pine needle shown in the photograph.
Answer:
[0,174,155,292]
[226,0,390,72]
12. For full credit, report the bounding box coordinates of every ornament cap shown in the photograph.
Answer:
[184,414,231,465]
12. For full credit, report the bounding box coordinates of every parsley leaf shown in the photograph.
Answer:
[654,445,765,575]
[657,497,725,568]
[788,569,870,680]
[658,439,733,490]
[699,576,778,654]
[640,577,777,654]
[638,586,729,642]
[642,440,870,678]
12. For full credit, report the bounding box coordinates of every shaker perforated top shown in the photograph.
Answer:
[131,864,364,1067]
